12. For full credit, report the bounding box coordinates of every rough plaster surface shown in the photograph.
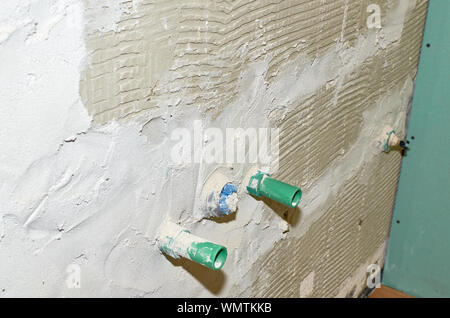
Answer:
[0,0,427,297]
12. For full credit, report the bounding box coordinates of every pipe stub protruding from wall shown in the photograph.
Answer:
[247,170,302,208]
[157,221,228,271]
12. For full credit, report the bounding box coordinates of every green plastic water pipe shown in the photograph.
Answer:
[157,221,227,271]
[247,171,302,208]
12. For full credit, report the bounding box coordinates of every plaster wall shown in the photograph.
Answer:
[0,0,427,297]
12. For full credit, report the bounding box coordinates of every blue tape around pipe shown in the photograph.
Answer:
[218,183,237,215]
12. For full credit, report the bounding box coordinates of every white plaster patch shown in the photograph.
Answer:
[0,0,89,179]
[83,0,144,35]
[0,1,32,45]
[300,271,315,297]
[377,0,417,48]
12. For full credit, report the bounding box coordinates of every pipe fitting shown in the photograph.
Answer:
[157,221,227,271]
[247,170,302,208]
[200,171,238,218]
[383,129,407,152]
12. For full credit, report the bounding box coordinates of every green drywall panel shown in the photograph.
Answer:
[383,1,450,297]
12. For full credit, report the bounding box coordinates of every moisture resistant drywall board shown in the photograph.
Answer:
[383,0,450,297]
[0,0,428,297]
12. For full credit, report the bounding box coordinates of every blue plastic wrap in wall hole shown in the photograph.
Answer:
[218,183,237,215]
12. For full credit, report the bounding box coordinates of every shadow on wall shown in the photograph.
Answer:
[163,254,226,295]
[259,196,302,227]
[209,209,237,224]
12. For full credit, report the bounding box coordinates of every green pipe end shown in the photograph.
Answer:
[187,242,227,271]
[247,171,302,208]
[290,189,302,207]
